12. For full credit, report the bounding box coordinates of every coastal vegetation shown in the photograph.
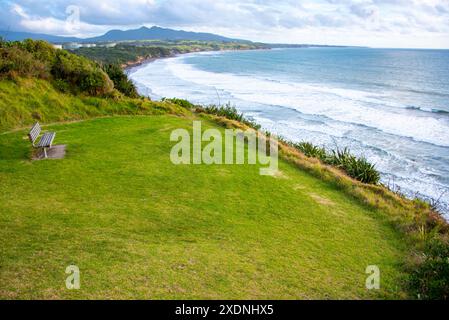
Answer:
[0,39,448,299]
[0,78,187,132]
[195,103,262,130]
[293,142,380,185]
[102,63,139,98]
[0,38,178,131]
[73,41,267,67]
[0,39,114,96]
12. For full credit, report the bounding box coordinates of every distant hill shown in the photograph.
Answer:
[0,26,246,43]
[0,30,81,43]
[87,26,243,43]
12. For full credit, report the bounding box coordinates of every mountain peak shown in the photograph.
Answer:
[0,26,246,43]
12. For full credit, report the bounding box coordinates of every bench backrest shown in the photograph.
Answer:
[28,122,41,145]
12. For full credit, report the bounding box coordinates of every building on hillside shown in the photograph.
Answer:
[99,42,117,48]
[52,44,63,50]
[62,42,82,50]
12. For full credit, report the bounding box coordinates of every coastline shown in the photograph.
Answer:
[124,47,272,74]
[122,53,176,71]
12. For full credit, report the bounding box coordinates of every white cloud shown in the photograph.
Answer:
[1,0,448,48]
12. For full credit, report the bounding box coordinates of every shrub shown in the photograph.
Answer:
[347,156,381,185]
[52,50,114,96]
[0,39,115,96]
[327,148,380,184]
[80,69,114,96]
[51,79,71,93]
[19,39,57,65]
[0,46,50,79]
[196,102,261,130]
[409,237,449,299]
[163,97,197,109]
[103,64,138,98]
[292,143,380,185]
[294,142,327,161]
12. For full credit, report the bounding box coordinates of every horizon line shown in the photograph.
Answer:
[1,26,448,50]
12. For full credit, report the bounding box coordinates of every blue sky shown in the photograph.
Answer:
[1,0,449,48]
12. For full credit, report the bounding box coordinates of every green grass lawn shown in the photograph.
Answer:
[0,115,409,299]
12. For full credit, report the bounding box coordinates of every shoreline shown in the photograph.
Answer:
[123,53,176,71]
[124,47,272,74]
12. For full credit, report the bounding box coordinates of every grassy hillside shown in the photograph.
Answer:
[0,115,409,299]
[0,40,448,299]
[1,77,448,299]
[0,78,186,132]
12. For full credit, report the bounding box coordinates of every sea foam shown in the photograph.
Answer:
[161,57,449,148]
[129,50,449,217]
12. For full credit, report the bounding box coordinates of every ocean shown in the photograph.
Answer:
[128,47,449,216]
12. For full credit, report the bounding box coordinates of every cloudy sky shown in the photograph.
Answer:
[1,0,449,48]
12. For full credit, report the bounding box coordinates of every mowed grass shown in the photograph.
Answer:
[0,115,409,299]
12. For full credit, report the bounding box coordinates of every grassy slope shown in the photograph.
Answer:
[0,115,409,299]
[0,78,187,132]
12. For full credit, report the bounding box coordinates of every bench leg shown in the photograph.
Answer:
[43,147,47,159]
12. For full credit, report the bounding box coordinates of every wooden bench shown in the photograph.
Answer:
[28,122,56,158]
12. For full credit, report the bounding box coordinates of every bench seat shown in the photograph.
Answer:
[37,132,56,148]
[28,122,57,158]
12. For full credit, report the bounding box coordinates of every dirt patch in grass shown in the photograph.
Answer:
[308,192,336,206]
[32,145,66,160]
[272,169,289,179]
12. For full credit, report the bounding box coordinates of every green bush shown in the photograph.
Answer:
[294,142,327,161]
[19,39,57,65]
[409,238,449,299]
[80,69,113,96]
[327,148,380,184]
[0,46,50,79]
[52,50,114,96]
[163,97,197,109]
[103,64,138,98]
[197,103,261,130]
[347,156,380,184]
[0,39,114,96]
[292,143,380,185]
[51,78,71,93]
